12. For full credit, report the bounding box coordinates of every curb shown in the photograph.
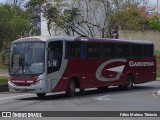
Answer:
[0,84,8,92]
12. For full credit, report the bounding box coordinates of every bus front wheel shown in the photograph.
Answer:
[36,93,46,98]
[66,79,76,97]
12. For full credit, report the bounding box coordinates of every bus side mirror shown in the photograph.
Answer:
[1,50,10,66]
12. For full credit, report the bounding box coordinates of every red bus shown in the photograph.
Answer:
[3,36,156,97]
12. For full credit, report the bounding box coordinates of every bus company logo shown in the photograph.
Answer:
[96,59,127,82]
[2,112,11,117]
[1,112,42,118]
[12,80,25,83]
[129,61,154,67]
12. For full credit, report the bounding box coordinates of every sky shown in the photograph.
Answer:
[0,0,4,3]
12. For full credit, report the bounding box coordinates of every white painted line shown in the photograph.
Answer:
[95,95,112,101]
[0,94,31,100]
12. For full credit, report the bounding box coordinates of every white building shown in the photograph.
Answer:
[41,0,71,36]
[41,0,111,37]
[138,0,160,14]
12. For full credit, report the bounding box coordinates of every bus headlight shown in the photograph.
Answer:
[34,79,43,85]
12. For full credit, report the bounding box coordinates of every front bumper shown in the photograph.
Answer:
[8,80,48,93]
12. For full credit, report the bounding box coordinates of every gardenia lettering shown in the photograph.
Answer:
[129,61,154,67]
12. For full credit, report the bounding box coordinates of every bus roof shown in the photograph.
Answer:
[12,36,153,45]
[75,37,153,44]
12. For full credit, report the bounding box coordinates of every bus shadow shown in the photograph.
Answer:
[16,85,159,101]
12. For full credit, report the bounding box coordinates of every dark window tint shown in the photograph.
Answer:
[131,44,143,57]
[103,43,115,58]
[86,43,101,58]
[117,44,129,58]
[66,42,85,58]
[143,44,154,57]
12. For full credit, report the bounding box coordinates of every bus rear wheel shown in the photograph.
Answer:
[124,75,134,90]
[36,93,46,98]
[66,79,76,97]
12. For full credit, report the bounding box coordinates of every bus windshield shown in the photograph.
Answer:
[10,42,45,76]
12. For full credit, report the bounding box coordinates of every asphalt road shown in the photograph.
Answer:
[0,81,160,120]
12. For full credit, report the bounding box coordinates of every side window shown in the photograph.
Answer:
[86,43,101,58]
[11,54,21,68]
[131,44,143,57]
[117,44,131,58]
[66,42,85,58]
[143,44,154,57]
[48,41,63,74]
[117,44,126,58]
[103,43,115,58]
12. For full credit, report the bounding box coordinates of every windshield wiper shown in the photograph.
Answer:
[24,66,33,76]
[12,66,34,77]
[13,67,22,77]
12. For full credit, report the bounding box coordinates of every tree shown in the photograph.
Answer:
[43,0,145,38]
[109,3,149,30]
[0,4,30,50]
[25,0,45,36]
[43,1,80,36]
[43,0,112,38]
[74,0,112,37]
[149,16,160,30]
[40,0,155,37]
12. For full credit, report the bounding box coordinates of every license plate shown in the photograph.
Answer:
[19,88,26,92]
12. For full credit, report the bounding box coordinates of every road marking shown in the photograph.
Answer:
[0,94,31,100]
[95,95,112,101]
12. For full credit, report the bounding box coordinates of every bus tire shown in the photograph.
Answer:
[124,75,134,90]
[36,93,46,98]
[66,79,76,97]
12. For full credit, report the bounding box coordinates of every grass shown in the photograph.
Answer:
[0,51,8,85]
[0,76,8,85]
[0,51,8,70]
[156,50,160,56]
